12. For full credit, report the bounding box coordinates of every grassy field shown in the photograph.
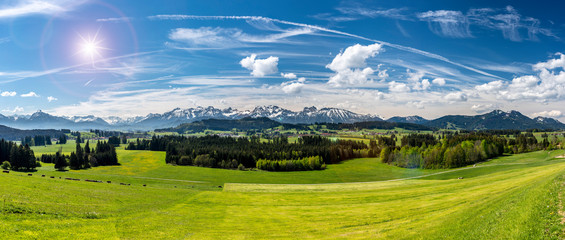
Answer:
[1,146,564,239]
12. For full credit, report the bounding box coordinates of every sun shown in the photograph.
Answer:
[76,28,108,64]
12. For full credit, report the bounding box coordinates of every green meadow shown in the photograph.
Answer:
[0,144,564,239]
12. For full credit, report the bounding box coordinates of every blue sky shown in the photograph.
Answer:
[1,0,565,121]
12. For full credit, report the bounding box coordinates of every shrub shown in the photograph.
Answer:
[1,161,11,170]
[237,163,245,170]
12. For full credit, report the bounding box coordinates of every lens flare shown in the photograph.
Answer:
[76,27,108,65]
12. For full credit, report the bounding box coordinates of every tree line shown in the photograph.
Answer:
[38,140,119,171]
[380,132,561,169]
[125,135,368,171]
[0,139,37,171]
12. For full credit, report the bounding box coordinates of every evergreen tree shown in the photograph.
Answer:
[54,151,68,171]
[69,152,79,170]
[76,142,86,169]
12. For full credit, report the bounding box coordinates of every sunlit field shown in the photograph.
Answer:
[1,145,564,239]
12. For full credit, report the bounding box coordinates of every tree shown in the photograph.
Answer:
[54,151,68,171]
[58,134,67,144]
[69,152,79,170]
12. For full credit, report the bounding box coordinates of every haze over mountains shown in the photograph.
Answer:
[0,106,563,131]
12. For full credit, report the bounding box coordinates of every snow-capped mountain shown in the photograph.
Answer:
[0,107,562,131]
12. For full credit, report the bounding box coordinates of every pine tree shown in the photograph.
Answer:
[69,152,79,170]
[54,151,68,171]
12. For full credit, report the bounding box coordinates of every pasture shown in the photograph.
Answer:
[0,146,564,239]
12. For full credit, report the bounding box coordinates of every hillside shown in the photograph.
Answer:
[158,117,308,133]
[157,117,435,133]
[0,124,64,141]
[424,110,565,130]
[1,147,563,239]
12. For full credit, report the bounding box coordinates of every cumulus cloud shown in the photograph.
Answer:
[388,81,410,93]
[533,110,563,119]
[406,70,431,91]
[21,91,39,97]
[47,96,58,102]
[473,53,565,102]
[281,72,297,79]
[281,77,305,94]
[533,53,565,71]
[432,78,446,86]
[444,92,468,102]
[240,54,279,77]
[326,43,382,86]
[1,91,16,97]
[329,68,375,86]
[475,80,505,93]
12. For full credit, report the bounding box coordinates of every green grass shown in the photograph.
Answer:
[2,148,565,239]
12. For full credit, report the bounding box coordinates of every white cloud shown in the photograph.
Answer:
[281,72,297,79]
[2,106,23,113]
[0,0,86,18]
[96,17,133,23]
[418,10,471,38]
[421,79,431,90]
[466,6,555,41]
[240,54,279,77]
[432,78,446,86]
[327,43,382,72]
[444,92,468,102]
[533,110,563,119]
[21,91,39,97]
[533,53,565,71]
[407,101,426,109]
[326,43,382,86]
[1,91,16,97]
[471,104,499,113]
[47,96,58,102]
[169,27,243,48]
[475,80,504,93]
[415,6,555,41]
[337,7,411,20]
[329,68,374,86]
[388,81,410,93]
[406,70,431,91]
[168,26,313,48]
[474,54,565,102]
[281,77,305,94]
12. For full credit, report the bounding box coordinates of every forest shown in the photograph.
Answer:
[0,139,37,171]
[126,135,369,171]
[125,131,564,171]
[381,132,561,169]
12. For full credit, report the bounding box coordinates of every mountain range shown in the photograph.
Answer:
[0,107,562,131]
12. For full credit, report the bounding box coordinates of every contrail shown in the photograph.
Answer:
[149,14,503,80]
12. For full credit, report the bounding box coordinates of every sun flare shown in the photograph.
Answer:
[76,28,108,64]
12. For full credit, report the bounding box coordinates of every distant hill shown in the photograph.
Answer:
[386,116,429,124]
[157,117,309,133]
[424,110,565,130]
[158,117,435,133]
[0,125,64,141]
